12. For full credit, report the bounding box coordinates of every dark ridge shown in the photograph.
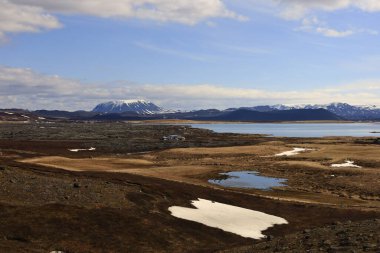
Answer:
[34,110,97,119]
[196,109,343,122]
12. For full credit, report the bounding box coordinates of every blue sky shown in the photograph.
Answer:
[1,0,380,110]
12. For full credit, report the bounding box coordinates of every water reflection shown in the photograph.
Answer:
[209,171,287,190]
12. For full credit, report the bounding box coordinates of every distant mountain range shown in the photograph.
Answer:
[31,100,344,122]
[170,102,380,121]
[3,101,380,122]
[229,103,380,120]
[90,100,380,120]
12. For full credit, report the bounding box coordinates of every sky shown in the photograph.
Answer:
[1,0,380,111]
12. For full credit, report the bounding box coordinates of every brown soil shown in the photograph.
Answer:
[0,122,379,252]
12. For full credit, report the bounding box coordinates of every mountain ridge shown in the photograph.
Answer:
[196,108,342,122]
[92,100,164,114]
[5,101,380,121]
[239,103,380,120]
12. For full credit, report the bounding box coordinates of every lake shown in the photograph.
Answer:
[189,123,380,138]
[209,171,287,190]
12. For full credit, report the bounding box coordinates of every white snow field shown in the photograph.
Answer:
[169,198,288,239]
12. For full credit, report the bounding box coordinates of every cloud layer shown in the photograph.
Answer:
[0,0,61,41]
[277,0,380,20]
[0,0,245,39]
[277,0,380,37]
[243,0,380,37]
[1,65,380,110]
[12,0,246,24]
[1,0,379,39]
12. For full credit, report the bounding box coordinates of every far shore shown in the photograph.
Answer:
[1,119,379,125]
[129,119,363,124]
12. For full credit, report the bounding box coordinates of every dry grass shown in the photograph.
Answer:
[162,145,289,156]
[20,140,380,210]
[20,157,154,172]
[297,143,380,163]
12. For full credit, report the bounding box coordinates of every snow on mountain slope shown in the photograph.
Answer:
[247,103,380,120]
[92,100,164,114]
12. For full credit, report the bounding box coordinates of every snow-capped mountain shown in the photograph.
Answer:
[321,103,380,120]
[92,100,164,114]
[246,103,380,120]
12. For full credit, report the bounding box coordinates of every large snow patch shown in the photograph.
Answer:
[169,198,288,239]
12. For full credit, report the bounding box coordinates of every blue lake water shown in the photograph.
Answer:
[208,171,287,190]
[190,123,380,138]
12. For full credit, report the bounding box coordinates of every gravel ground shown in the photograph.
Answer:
[220,219,380,253]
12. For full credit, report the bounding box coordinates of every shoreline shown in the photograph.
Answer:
[130,119,364,124]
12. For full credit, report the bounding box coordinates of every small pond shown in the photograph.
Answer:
[209,171,287,190]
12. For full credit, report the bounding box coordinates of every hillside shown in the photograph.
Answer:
[202,108,343,122]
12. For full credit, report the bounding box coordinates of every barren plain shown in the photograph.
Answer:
[0,122,379,252]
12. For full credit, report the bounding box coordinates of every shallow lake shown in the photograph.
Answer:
[190,123,380,138]
[209,171,287,190]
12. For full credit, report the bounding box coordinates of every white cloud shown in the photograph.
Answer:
[2,65,380,110]
[277,0,380,20]
[12,0,247,24]
[0,0,61,41]
[315,27,354,37]
[0,66,81,95]
[0,0,246,39]
[296,17,355,38]
[235,0,379,37]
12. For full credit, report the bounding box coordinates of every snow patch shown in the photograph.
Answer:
[169,198,288,239]
[275,148,312,157]
[68,147,96,152]
[4,112,13,115]
[331,160,361,168]
[117,99,147,104]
